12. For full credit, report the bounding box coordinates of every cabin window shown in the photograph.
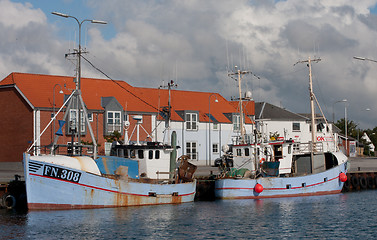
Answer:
[124,149,129,158]
[130,150,136,158]
[138,150,144,159]
[213,123,219,130]
[117,149,124,157]
[236,149,242,156]
[245,148,250,156]
[148,150,153,159]
[186,142,197,160]
[233,115,240,132]
[317,123,326,132]
[107,111,121,133]
[288,145,292,154]
[186,113,198,131]
[292,122,300,131]
[155,150,160,159]
[212,143,219,153]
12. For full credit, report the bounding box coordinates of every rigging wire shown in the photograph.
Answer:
[81,55,160,112]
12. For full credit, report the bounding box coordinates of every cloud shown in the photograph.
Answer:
[2,0,377,128]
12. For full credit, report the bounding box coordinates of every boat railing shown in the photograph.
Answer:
[29,144,95,157]
[293,142,324,154]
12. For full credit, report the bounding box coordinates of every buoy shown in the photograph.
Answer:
[254,183,263,193]
[339,173,347,182]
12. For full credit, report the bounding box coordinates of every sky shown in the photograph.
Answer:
[2,0,377,129]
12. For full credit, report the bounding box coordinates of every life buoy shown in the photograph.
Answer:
[351,175,359,189]
[359,176,367,190]
[367,176,374,189]
[259,158,266,164]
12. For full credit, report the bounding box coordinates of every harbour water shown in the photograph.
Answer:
[1,190,377,239]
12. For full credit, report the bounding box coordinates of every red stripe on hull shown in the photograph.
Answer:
[218,189,342,200]
[28,200,192,210]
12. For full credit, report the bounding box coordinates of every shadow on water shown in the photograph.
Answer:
[1,191,377,239]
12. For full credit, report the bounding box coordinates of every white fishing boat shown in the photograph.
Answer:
[215,58,349,199]
[23,14,196,210]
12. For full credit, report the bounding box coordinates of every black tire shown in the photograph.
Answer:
[351,175,359,189]
[343,179,350,192]
[367,176,374,189]
[4,194,16,209]
[359,176,367,190]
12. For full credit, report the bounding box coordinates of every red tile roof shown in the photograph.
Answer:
[0,72,254,123]
[0,72,156,112]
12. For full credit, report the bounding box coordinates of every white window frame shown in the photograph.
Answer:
[186,141,197,160]
[233,114,240,132]
[293,122,300,132]
[186,113,198,131]
[87,112,93,122]
[69,109,85,133]
[212,143,219,153]
[107,111,122,133]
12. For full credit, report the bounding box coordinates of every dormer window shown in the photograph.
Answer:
[233,114,240,132]
[186,112,198,131]
[107,111,121,133]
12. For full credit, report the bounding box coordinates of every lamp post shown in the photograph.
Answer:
[208,94,218,166]
[52,84,64,140]
[52,12,106,144]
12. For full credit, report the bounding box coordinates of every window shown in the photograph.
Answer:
[69,109,85,133]
[293,122,300,131]
[107,111,121,133]
[236,148,242,156]
[148,150,153,159]
[155,150,160,159]
[186,113,198,131]
[233,114,240,132]
[138,150,144,159]
[212,143,219,153]
[186,142,197,160]
[245,148,250,156]
[213,122,218,130]
[87,112,93,122]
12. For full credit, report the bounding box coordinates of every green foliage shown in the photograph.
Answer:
[336,118,377,156]
[104,131,122,143]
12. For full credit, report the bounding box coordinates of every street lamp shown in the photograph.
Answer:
[208,94,218,166]
[52,11,106,144]
[353,56,377,63]
[52,84,64,140]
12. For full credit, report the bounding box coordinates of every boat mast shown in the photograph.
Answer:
[228,66,249,144]
[295,57,321,172]
[160,80,177,144]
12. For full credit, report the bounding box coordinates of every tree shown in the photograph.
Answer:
[335,118,358,138]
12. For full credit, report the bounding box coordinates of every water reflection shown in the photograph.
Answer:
[1,192,377,239]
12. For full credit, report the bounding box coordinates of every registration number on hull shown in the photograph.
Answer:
[43,164,82,183]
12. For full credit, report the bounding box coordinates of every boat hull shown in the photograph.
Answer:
[215,162,348,199]
[24,153,196,210]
